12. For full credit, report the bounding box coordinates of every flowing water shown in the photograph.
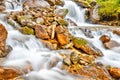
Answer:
[0,0,120,79]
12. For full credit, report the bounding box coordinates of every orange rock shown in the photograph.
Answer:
[57,33,70,45]
[0,24,8,47]
[100,35,110,43]
[113,29,120,36]
[109,67,120,78]
[0,66,23,80]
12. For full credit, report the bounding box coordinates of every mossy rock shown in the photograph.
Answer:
[73,38,87,48]
[21,26,34,35]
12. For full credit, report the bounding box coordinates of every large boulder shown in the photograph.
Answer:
[73,38,103,57]
[109,67,120,79]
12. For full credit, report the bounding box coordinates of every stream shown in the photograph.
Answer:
[0,0,120,80]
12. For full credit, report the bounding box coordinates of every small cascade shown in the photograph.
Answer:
[64,0,85,24]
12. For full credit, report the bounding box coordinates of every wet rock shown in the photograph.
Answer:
[0,66,24,80]
[113,29,120,36]
[104,40,120,49]
[66,18,78,26]
[73,38,103,57]
[57,33,70,45]
[109,67,120,79]
[34,25,50,40]
[90,5,100,23]
[100,35,111,43]
[77,65,112,80]
[0,0,5,12]
[0,24,7,47]
[55,17,68,26]
[0,45,12,58]
[41,40,57,50]
[23,0,50,8]
[18,26,34,35]
[54,8,68,18]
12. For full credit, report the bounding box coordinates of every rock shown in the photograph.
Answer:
[90,0,96,7]
[54,8,68,18]
[0,1,5,12]
[46,0,64,6]
[66,18,78,26]
[0,24,7,47]
[57,33,70,45]
[34,25,50,40]
[0,45,12,58]
[109,67,120,79]
[41,40,57,50]
[77,65,112,80]
[0,66,24,80]
[90,5,100,23]
[18,26,34,35]
[55,17,68,26]
[73,38,103,57]
[113,29,120,36]
[100,35,111,43]
[23,0,50,8]
[104,40,120,49]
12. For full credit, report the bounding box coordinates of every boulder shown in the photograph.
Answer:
[73,38,103,57]
[56,33,70,45]
[104,40,120,49]
[113,29,120,36]
[100,35,111,43]
[46,0,64,6]
[0,66,24,80]
[109,67,120,79]
[34,25,50,40]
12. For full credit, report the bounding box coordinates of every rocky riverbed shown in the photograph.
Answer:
[0,0,120,80]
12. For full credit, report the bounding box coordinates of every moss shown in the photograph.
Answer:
[23,26,34,35]
[97,0,120,21]
[73,38,87,45]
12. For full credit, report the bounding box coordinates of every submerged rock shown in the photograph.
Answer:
[73,38,103,57]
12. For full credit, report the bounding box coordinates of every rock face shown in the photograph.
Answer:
[73,38,103,57]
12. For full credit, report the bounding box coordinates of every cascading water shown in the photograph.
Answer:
[0,0,120,79]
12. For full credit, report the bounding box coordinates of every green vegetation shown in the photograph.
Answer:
[73,38,87,45]
[97,0,120,21]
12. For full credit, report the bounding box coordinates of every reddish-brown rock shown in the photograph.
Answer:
[0,66,24,80]
[100,35,110,43]
[104,40,120,49]
[113,29,120,36]
[109,67,120,79]
[34,25,50,40]
[0,24,8,47]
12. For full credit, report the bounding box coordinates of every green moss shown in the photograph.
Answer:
[97,0,120,20]
[23,26,34,35]
[73,38,87,45]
